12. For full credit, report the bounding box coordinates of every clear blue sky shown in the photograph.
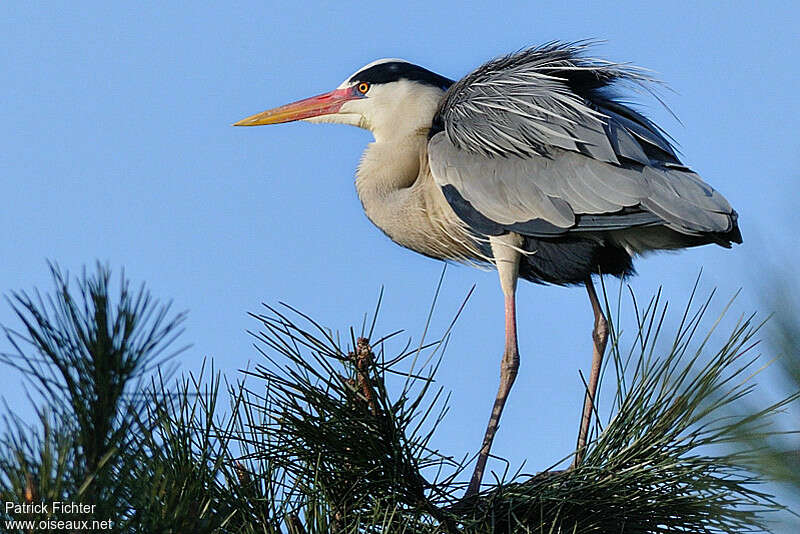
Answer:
[1,0,798,524]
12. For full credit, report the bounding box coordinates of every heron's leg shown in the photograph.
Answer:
[466,235,522,498]
[574,276,608,466]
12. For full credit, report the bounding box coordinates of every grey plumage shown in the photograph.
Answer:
[430,135,736,237]
[428,41,741,274]
[433,42,673,162]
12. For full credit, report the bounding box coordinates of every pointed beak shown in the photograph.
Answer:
[233,87,357,126]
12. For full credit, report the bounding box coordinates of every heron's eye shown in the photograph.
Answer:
[356,82,370,94]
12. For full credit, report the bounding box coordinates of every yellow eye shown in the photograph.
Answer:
[357,82,370,94]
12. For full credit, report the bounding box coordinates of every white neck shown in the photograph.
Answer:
[352,81,445,209]
[354,133,483,263]
[333,78,482,261]
[355,135,425,226]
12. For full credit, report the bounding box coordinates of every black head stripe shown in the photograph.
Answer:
[350,62,454,90]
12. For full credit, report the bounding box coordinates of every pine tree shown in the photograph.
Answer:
[0,264,797,533]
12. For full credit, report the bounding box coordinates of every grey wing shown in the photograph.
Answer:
[429,42,740,243]
[428,132,738,239]
[433,42,682,165]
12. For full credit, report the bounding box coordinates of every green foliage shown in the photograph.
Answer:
[453,283,795,533]
[123,367,288,533]
[246,301,461,533]
[238,281,794,533]
[0,265,796,533]
[0,263,187,530]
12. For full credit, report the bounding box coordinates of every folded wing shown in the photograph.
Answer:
[428,42,740,245]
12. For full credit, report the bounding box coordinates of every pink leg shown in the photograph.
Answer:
[466,291,520,497]
[574,277,608,466]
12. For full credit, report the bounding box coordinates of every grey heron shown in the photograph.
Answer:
[234,42,741,497]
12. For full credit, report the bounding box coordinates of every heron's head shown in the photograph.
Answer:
[234,59,453,141]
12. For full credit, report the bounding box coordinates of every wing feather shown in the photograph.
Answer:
[428,133,736,237]
[432,42,664,165]
[428,42,739,245]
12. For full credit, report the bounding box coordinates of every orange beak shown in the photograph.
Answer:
[233,87,358,126]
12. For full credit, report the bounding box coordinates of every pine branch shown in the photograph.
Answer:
[1,264,795,533]
[0,262,187,529]
[237,283,793,533]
